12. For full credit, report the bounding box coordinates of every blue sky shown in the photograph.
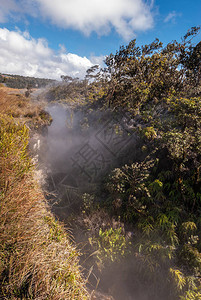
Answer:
[0,0,200,79]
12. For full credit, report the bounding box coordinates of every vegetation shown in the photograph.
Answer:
[0,87,52,129]
[1,26,201,299]
[47,27,201,299]
[0,87,89,299]
[46,77,88,107]
[0,73,56,89]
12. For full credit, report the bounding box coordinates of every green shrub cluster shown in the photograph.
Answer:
[66,27,201,299]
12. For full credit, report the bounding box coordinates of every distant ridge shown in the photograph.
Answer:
[0,73,58,89]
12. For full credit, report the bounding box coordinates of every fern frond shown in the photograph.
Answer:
[169,268,186,291]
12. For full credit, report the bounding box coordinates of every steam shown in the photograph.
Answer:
[45,104,138,184]
[32,100,173,300]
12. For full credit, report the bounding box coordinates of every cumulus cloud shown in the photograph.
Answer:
[0,0,154,39]
[36,0,154,39]
[0,27,95,79]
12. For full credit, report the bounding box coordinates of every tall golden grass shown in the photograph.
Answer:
[0,88,89,299]
[0,87,52,128]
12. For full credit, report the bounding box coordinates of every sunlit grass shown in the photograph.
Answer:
[0,88,89,299]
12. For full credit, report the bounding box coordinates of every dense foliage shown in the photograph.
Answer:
[49,27,201,300]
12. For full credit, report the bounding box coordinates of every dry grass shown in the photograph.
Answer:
[0,87,52,128]
[0,88,89,299]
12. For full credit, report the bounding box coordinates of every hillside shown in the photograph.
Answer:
[0,74,57,89]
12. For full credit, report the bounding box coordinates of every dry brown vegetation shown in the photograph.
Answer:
[0,87,89,299]
[0,87,52,128]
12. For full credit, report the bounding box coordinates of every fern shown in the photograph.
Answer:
[169,268,186,291]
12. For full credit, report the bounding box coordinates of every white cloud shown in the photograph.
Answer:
[90,55,106,68]
[0,28,95,79]
[164,11,181,23]
[35,0,154,39]
[0,0,154,39]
